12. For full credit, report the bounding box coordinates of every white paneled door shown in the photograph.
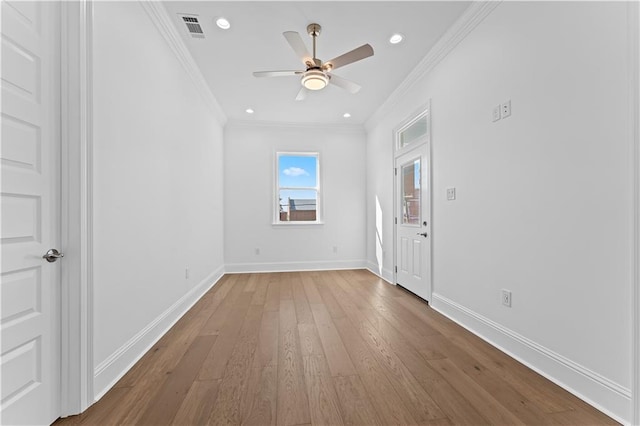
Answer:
[395,145,431,301]
[1,2,61,425]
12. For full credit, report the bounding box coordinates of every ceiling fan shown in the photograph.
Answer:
[253,23,374,101]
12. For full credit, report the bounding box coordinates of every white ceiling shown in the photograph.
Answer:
[164,1,470,125]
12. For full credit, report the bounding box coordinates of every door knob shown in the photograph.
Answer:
[416,232,428,238]
[43,248,64,263]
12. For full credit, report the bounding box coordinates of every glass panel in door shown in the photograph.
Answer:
[401,159,421,225]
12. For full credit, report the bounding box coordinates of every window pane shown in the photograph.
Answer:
[279,189,317,222]
[399,115,427,148]
[278,155,317,188]
[277,153,319,223]
[401,159,420,225]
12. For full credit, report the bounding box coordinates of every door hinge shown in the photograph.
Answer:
[394,217,397,224]
[394,168,397,176]
[395,266,398,273]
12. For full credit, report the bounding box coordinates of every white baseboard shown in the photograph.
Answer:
[92,265,225,401]
[431,293,632,425]
[224,259,367,274]
[365,260,394,284]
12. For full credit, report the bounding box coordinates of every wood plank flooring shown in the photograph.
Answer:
[55,270,618,426]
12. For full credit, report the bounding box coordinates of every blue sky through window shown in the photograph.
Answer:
[279,155,317,188]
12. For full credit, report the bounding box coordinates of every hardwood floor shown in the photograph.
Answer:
[55,270,618,425]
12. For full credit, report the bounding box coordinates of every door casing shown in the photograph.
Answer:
[59,0,94,416]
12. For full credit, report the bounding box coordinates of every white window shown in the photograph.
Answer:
[397,111,428,150]
[276,152,320,223]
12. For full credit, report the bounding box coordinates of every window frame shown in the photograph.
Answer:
[273,151,322,225]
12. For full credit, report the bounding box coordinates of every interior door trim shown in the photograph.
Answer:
[630,1,640,423]
[60,0,95,415]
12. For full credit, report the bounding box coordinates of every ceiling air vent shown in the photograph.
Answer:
[179,14,205,39]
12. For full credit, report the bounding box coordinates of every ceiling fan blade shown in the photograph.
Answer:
[253,70,303,78]
[329,74,361,94]
[325,44,374,71]
[283,31,314,65]
[295,87,308,101]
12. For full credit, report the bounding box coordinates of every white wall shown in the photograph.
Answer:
[91,1,225,397]
[366,2,633,422]
[224,122,366,271]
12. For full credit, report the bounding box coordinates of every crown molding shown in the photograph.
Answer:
[139,1,227,125]
[226,118,365,134]
[364,1,501,131]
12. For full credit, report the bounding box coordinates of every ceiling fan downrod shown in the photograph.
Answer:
[307,23,321,67]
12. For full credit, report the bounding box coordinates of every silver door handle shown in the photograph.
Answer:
[43,248,64,263]
[416,232,428,238]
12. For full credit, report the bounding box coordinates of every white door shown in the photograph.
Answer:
[395,144,431,301]
[1,1,61,424]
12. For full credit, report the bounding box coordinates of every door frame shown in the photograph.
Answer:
[59,0,95,416]
[392,102,432,300]
[631,1,640,423]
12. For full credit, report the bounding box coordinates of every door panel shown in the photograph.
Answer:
[412,240,421,277]
[1,1,60,424]
[395,145,431,301]
[401,237,409,272]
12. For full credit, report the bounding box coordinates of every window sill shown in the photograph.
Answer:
[272,221,325,227]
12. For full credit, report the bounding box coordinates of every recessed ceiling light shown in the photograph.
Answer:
[389,33,404,44]
[245,108,254,114]
[343,113,351,118]
[216,17,231,30]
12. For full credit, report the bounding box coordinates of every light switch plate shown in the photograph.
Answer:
[502,289,512,307]
[446,187,456,201]
[492,105,501,122]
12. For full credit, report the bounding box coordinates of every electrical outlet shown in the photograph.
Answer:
[446,187,456,201]
[332,246,338,254]
[501,100,511,118]
[185,268,190,279]
[255,248,260,255]
[492,105,501,122]
[501,289,512,307]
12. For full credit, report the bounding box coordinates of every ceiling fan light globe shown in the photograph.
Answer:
[303,78,327,90]
[301,70,328,91]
